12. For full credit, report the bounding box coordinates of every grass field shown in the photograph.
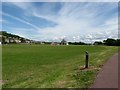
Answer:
[2,45,118,88]
[0,45,1,89]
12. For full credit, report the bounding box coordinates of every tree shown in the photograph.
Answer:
[116,39,120,46]
[94,41,103,45]
[103,38,120,46]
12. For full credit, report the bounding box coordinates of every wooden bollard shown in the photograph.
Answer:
[85,51,89,68]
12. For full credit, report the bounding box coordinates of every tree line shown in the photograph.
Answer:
[0,31,120,46]
[94,38,120,46]
[68,38,120,46]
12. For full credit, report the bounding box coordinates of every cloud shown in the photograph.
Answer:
[2,0,120,2]
[7,2,33,10]
[7,28,39,40]
[2,2,118,42]
[3,12,40,30]
[35,2,117,42]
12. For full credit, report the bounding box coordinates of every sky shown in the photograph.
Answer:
[1,1,118,43]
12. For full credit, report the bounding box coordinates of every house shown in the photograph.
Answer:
[51,42,60,45]
[14,38,21,43]
[25,39,31,43]
[9,37,15,43]
[0,35,2,38]
[5,38,10,43]
[0,35,2,43]
[41,41,45,44]
[61,39,69,45]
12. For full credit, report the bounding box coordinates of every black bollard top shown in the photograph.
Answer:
[86,51,88,55]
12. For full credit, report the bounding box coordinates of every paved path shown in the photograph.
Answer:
[92,53,118,88]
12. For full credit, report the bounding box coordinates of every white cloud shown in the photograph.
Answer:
[3,12,40,30]
[35,3,118,42]
[2,0,120,2]
[2,2,118,42]
[8,28,40,40]
[7,2,32,10]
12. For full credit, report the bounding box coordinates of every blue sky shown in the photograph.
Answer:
[1,2,118,42]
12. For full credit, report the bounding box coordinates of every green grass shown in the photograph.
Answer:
[0,45,2,89]
[2,44,118,88]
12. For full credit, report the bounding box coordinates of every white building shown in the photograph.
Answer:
[61,39,69,45]
[5,38,10,43]
[14,39,21,43]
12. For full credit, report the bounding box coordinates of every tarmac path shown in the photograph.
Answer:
[92,53,118,88]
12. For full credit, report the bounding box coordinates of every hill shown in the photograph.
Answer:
[0,31,34,44]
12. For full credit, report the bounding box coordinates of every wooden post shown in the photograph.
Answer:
[85,51,89,68]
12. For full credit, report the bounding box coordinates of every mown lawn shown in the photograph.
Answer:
[2,44,118,88]
[0,45,1,89]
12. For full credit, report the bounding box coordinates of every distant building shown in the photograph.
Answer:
[51,42,60,45]
[41,41,45,44]
[9,38,15,43]
[14,39,21,43]
[5,38,10,43]
[25,39,31,43]
[61,39,69,45]
[0,35,2,43]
